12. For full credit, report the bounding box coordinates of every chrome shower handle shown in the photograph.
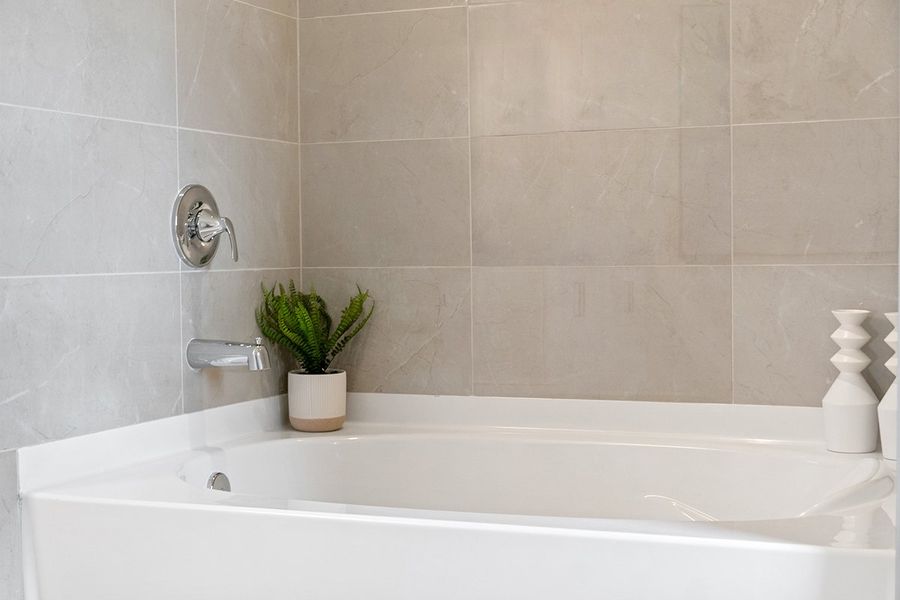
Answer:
[173,185,239,268]
[195,211,238,262]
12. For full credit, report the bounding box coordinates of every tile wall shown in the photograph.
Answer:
[299,0,900,406]
[0,1,301,596]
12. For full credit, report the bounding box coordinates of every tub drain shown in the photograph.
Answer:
[207,472,231,492]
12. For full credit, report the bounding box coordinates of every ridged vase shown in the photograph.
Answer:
[822,309,879,453]
[288,370,346,432]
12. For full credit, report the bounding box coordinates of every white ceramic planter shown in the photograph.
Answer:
[288,370,346,432]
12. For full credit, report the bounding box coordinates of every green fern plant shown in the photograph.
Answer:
[256,280,373,375]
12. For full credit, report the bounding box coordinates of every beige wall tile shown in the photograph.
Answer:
[734,120,898,265]
[300,0,462,18]
[0,274,182,452]
[0,0,176,124]
[299,8,468,142]
[472,128,731,266]
[177,0,298,141]
[302,139,470,267]
[178,130,301,270]
[473,266,732,402]
[303,268,472,394]
[182,269,301,412]
[0,107,179,276]
[733,0,899,123]
[469,0,729,136]
[734,266,898,407]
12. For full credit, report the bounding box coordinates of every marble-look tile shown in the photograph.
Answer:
[246,0,298,17]
[0,0,176,124]
[177,0,298,141]
[473,266,732,401]
[178,131,301,270]
[733,120,898,265]
[300,0,463,18]
[0,451,22,600]
[472,127,731,266]
[302,139,470,267]
[0,107,178,276]
[469,0,729,136]
[299,8,468,142]
[732,0,899,123]
[182,269,301,412]
[734,266,898,406]
[303,268,472,394]
[0,274,182,452]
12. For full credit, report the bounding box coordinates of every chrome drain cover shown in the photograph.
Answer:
[206,472,231,492]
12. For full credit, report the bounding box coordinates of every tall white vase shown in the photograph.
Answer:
[822,309,879,453]
[877,312,897,460]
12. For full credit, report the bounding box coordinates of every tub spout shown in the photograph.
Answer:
[186,338,271,371]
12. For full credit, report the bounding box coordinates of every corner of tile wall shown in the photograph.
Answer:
[0,1,303,460]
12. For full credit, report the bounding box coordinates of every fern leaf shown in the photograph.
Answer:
[327,286,369,350]
[328,300,374,362]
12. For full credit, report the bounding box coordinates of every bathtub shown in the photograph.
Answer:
[18,393,896,600]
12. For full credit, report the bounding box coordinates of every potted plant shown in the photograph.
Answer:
[256,281,373,432]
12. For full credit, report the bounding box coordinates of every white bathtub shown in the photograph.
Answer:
[18,394,896,600]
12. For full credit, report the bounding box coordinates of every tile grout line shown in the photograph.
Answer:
[178,125,299,145]
[303,264,900,269]
[232,0,298,19]
[729,0,735,406]
[298,4,463,20]
[2,264,897,282]
[298,10,304,288]
[466,1,475,395]
[301,135,470,146]
[0,102,299,146]
[296,115,900,146]
[4,99,897,147]
[174,0,185,417]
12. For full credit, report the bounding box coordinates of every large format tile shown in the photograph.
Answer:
[0,274,182,452]
[473,266,732,401]
[300,0,462,18]
[302,139,470,267]
[182,269,301,412]
[0,452,22,600]
[469,0,729,136]
[733,0,899,123]
[734,266,898,406]
[733,120,898,265]
[0,0,176,124]
[178,131,301,270]
[0,107,178,276]
[472,128,730,266]
[177,0,298,141]
[303,268,472,394]
[299,8,468,142]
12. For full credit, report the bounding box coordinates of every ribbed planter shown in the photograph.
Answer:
[288,370,346,432]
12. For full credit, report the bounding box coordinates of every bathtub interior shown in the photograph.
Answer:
[178,431,894,523]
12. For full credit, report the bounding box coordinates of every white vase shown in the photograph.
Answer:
[288,370,346,432]
[822,309,879,453]
[878,312,897,460]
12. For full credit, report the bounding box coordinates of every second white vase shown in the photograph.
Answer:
[822,309,879,454]
[878,312,897,460]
